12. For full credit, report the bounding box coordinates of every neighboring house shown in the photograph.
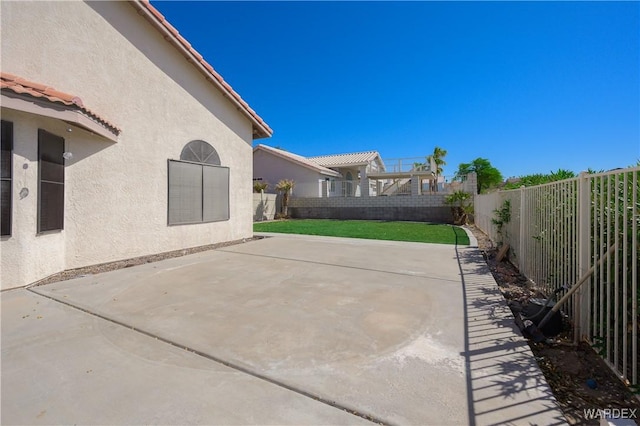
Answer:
[253,145,385,197]
[0,1,272,290]
[253,144,340,198]
[308,151,385,196]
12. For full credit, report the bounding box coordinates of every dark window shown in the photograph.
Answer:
[38,129,65,232]
[168,141,228,225]
[1,121,13,236]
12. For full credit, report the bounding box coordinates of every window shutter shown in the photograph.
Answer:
[168,160,203,225]
[38,129,64,232]
[1,120,13,236]
[202,165,229,222]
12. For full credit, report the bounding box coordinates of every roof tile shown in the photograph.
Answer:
[22,80,49,92]
[147,4,164,21]
[175,33,191,49]
[309,151,381,167]
[1,72,121,135]
[2,72,18,82]
[163,21,180,37]
[202,62,215,74]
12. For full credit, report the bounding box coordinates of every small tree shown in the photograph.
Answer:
[445,190,473,225]
[413,162,427,171]
[253,181,268,193]
[275,179,295,218]
[427,146,447,192]
[455,158,503,194]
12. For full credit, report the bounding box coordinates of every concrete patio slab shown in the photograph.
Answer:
[2,234,567,425]
[1,289,370,425]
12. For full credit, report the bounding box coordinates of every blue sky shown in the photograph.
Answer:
[153,1,639,179]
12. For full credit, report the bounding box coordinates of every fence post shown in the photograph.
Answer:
[576,171,591,343]
[519,186,525,273]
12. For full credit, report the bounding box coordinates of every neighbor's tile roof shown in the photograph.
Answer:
[254,144,341,177]
[1,72,121,135]
[133,0,272,139]
[308,151,381,167]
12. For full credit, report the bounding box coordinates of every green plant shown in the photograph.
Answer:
[455,157,503,194]
[591,335,606,356]
[426,146,447,192]
[445,190,473,225]
[502,169,577,190]
[253,181,268,193]
[413,162,427,171]
[492,199,511,244]
[275,179,295,218]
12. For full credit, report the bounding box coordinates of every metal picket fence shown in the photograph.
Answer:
[475,167,639,387]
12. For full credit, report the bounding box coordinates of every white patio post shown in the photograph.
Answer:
[359,166,369,197]
[411,176,421,196]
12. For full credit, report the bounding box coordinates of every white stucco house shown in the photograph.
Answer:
[253,145,385,197]
[308,151,385,181]
[0,1,272,290]
[253,145,341,197]
[308,151,385,197]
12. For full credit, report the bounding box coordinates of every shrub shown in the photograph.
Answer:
[445,191,473,225]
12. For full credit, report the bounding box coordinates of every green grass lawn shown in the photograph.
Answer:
[253,219,469,245]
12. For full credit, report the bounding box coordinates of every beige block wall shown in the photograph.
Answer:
[1,1,257,289]
[288,194,454,222]
[253,193,278,221]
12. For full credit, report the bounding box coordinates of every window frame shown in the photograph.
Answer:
[37,129,65,233]
[1,120,13,237]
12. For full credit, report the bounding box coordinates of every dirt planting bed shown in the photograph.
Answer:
[467,225,640,425]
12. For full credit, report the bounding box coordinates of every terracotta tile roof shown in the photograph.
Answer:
[254,144,341,177]
[308,151,382,167]
[1,72,121,135]
[133,0,273,139]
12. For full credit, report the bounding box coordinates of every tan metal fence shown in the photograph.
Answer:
[475,167,639,387]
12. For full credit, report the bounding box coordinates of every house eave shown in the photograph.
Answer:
[254,145,341,178]
[367,171,435,180]
[321,161,371,168]
[130,0,273,142]
[1,93,119,142]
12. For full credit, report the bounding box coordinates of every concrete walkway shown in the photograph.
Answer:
[1,234,566,425]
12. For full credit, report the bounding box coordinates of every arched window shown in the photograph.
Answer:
[180,140,220,165]
[168,140,229,225]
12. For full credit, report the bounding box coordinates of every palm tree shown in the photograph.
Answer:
[275,179,295,217]
[427,146,447,192]
[413,162,426,171]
